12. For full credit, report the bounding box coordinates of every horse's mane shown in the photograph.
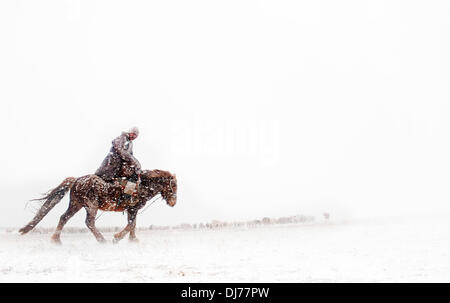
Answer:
[142,169,173,179]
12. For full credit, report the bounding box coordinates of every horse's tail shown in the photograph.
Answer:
[19,177,76,235]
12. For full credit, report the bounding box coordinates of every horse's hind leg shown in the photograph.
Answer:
[85,206,106,243]
[51,201,82,244]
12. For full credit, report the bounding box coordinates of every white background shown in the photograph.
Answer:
[1,0,450,229]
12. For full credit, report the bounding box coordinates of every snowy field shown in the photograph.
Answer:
[1,217,450,283]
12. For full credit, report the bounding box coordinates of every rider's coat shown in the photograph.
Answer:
[95,132,141,181]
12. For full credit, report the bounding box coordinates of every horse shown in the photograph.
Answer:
[19,169,177,244]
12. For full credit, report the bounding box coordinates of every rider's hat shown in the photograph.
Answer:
[128,127,139,137]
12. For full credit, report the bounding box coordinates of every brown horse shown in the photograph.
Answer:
[19,169,177,244]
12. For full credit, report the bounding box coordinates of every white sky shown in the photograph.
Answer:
[1,0,450,228]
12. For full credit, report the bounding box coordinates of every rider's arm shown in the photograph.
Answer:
[112,135,142,170]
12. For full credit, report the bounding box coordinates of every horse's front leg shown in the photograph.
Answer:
[128,211,139,242]
[113,208,137,243]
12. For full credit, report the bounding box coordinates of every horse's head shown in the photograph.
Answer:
[141,169,177,207]
[162,173,177,207]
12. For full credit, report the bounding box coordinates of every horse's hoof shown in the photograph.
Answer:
[129,237,139,243]
[112,237,121,244]
[51,237,62,245]
[97,238,107,244]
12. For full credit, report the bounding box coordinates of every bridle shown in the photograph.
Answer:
[168,178,177,199]
[157,177,177,202]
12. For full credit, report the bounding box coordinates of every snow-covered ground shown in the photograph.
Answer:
[1,217,450,282]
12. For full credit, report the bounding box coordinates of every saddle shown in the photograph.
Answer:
[118,173,140,204]
[99,164,140,211]
[117,178,138,196]
[98,178,139,212]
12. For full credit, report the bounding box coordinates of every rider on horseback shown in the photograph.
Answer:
[95,127,142,205]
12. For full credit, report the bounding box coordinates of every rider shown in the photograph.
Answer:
[95,127,142,204]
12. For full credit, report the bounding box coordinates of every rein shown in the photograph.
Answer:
[138,195,164,214]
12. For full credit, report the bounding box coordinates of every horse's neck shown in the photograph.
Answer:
[153,181,167,196]
[141,180,164,200]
